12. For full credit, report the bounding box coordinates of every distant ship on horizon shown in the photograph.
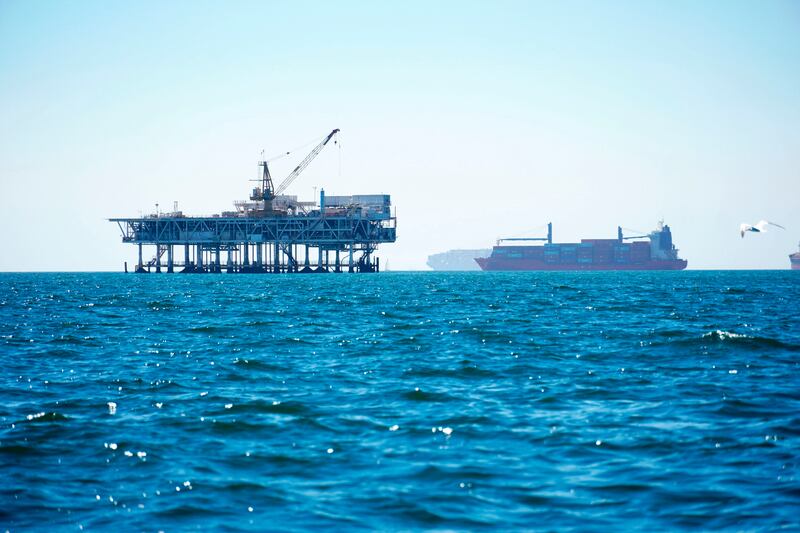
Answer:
[427,249,491,271]
[791,243,800,270]
[476,221,688,271]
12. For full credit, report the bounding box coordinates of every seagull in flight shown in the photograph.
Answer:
[740,220,785,238]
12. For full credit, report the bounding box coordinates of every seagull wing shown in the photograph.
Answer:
[755,220,769,232]
[740,223,752,238]
[767,221,786,230]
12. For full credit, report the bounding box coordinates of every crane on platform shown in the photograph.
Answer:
[250,129,340,213]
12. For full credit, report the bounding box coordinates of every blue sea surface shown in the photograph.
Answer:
[1,271,799,530]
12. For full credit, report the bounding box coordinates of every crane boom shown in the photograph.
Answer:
[274,128,339,197]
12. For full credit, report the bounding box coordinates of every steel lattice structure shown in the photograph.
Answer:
[110,211,397,274]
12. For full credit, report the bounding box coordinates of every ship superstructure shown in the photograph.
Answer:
[476,221,687,271]
[791,243,800,270]
[110,129,396,273]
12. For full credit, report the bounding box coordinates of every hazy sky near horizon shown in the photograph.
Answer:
[1,0,798,270]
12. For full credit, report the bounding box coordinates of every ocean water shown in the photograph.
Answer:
[1,271,799,531]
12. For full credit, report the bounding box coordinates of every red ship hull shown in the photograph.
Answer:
[476,258,687,271]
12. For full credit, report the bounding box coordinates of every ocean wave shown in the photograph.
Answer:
[19,411,69,424]
[401,388,458,403]
[701,330,799,351]
[402,364,498,379]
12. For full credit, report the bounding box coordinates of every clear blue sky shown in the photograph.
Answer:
[1,0,798,270]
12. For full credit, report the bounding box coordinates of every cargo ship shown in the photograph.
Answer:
[476,221,687,271]
[427,249,491,271]
[791,243,800,270]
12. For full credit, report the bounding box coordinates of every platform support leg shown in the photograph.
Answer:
[348,245,354,273]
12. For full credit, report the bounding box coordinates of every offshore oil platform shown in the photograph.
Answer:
[110,129,396,273]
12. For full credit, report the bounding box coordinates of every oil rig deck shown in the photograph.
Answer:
[109,129,397,273]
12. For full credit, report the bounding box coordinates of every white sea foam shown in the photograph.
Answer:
[704,330,750,340]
